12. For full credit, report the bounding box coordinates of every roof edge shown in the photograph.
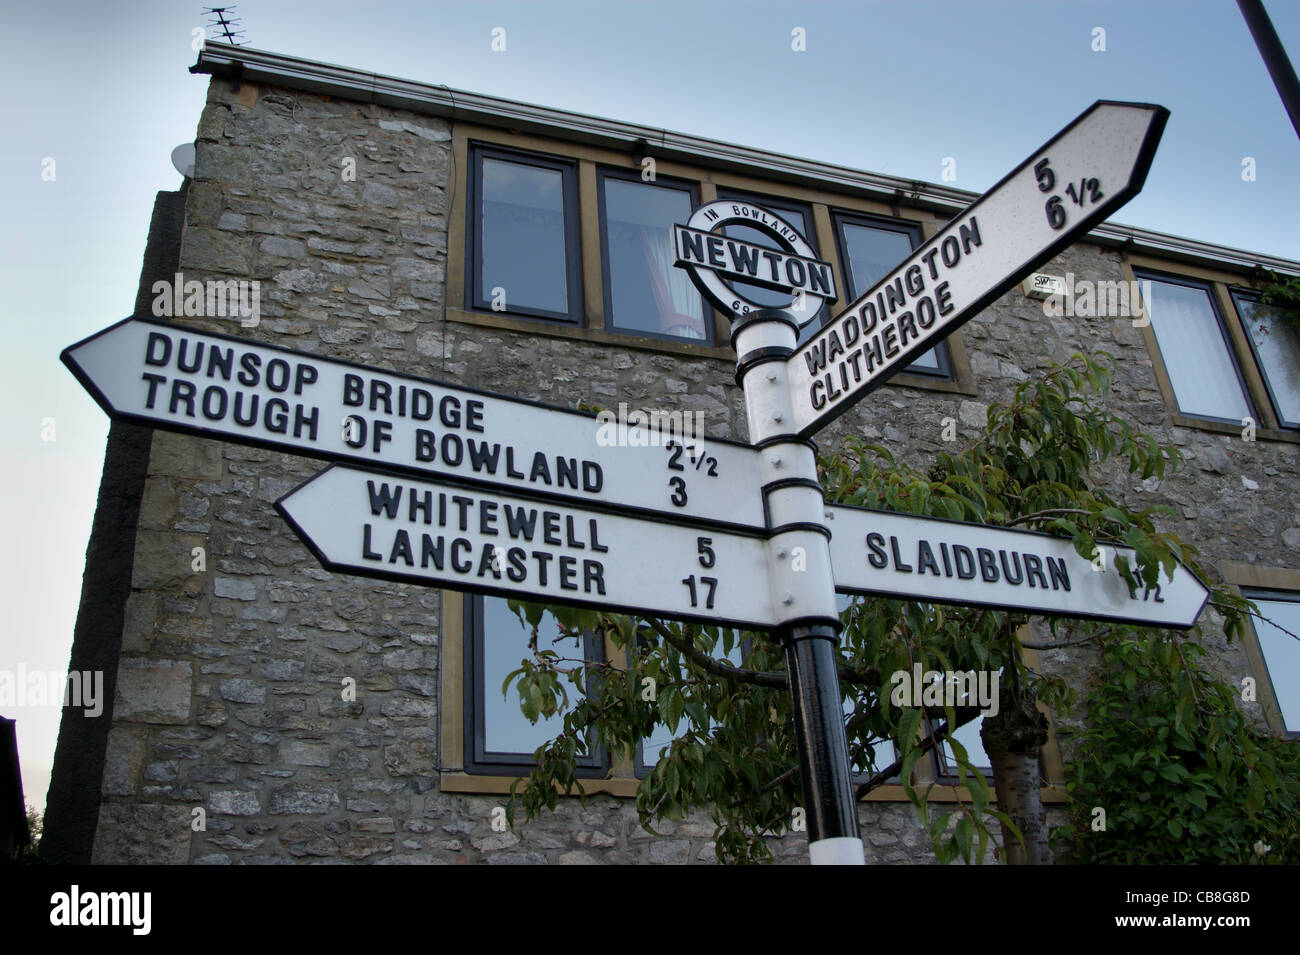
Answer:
[192,43,1299,278]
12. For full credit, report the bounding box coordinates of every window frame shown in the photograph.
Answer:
[1131,268,1257,427]
[462,593,611,776]
[1124,257,1300,443]
[831,209,956,381]
[930,714,998,784]
[1229,287,1300,432]
[446,123,979,392]
[1219,564,1300,743]
[1239,587,1300,740]
[466,142,585,324]
[439,590,1066,803]
[595,166,710,345]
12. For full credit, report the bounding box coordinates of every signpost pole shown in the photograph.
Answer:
[733,307,863,865]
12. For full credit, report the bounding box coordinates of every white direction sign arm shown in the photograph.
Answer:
[825,504,1209,629]
[277,465,778,630]
[61,317,767,531]
[789,100,1169,437]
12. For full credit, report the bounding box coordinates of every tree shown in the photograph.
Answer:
[501,353,1296,863]
[15,803,41,864]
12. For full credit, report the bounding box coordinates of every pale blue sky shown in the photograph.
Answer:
[2,0,1298,813]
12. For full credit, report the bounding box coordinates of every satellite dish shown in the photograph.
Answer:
[171,143,196,179]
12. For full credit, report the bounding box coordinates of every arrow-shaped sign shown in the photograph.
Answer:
[277,465,778,629]
[826,504,1208,629]
[788,100,1169,437]
[62,317,767,531]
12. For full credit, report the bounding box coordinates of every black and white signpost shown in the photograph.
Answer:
[62,317,767,531]
[825,504,1208,628]
[277,464,778,630]
[788,101,1168,437]
[674,101,1170,865]
[65,99,1181,866]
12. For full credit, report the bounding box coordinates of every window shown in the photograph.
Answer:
[634,630,748,776]
[1231,291,1300,430]
[464,594,607,774]
[714,189,826,343]
[1134,271,1254,424]
[1241,588,1300,738]
[598,171,709,343]
[934,716,994,781]
[468,145,582,322]
[832,211,953,378]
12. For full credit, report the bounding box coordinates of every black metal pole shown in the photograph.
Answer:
[781,624,861,848]
[1239,0,1300,140]
[730,306,863,863]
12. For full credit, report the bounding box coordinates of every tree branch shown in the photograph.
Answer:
[1005,507,1097,527]
[853,710,980,799]
[645,618,787,689]
[1020,625,1114,651]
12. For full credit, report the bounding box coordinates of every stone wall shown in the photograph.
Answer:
[83,73,1296,864]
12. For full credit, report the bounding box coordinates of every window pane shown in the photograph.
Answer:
[481,596,570,755]
[603,178,706,340]
[840,222,914,292]
[838,594,900,780]
[639,635,744,770]
[838,219,943,373]
[1235,295,1300,428]
[1246,593,1300,733]
[1142,278,1251,421]
[942,717,991,774]
[480,158,569,314]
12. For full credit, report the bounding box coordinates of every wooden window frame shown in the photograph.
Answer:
[466,143,584,324]
[439,592,1065,804]
[831,209,958,384]
[1221,563,1300,741]
[1228,287,1300,432]
[1129,267,1258,428]
[595,167,710,345]
[461,594,610,776]
[1123,255,1300,444]
[445,121,976,395]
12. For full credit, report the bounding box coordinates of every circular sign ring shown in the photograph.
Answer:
[682,200,827,324]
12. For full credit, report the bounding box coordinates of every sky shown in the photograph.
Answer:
[1,0,1298,816]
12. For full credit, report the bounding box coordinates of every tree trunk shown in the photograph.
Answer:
[981,688,1051,864]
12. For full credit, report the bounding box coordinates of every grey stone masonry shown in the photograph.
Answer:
[84,69,1298,865]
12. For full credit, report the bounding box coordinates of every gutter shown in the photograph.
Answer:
[192,43,1299,279]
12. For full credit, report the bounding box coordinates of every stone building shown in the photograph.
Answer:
[42,43,1300,864]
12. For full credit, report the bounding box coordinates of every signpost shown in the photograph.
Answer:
[61,317,767,532]
[825,504,1209,628]
[64,98,1183,867]
[673,199,838,321]
[787,100,1168,437]
[671,99,1171,866]
[277,465,778,630]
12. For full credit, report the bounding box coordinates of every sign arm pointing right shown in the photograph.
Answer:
[788,100,1169,437]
